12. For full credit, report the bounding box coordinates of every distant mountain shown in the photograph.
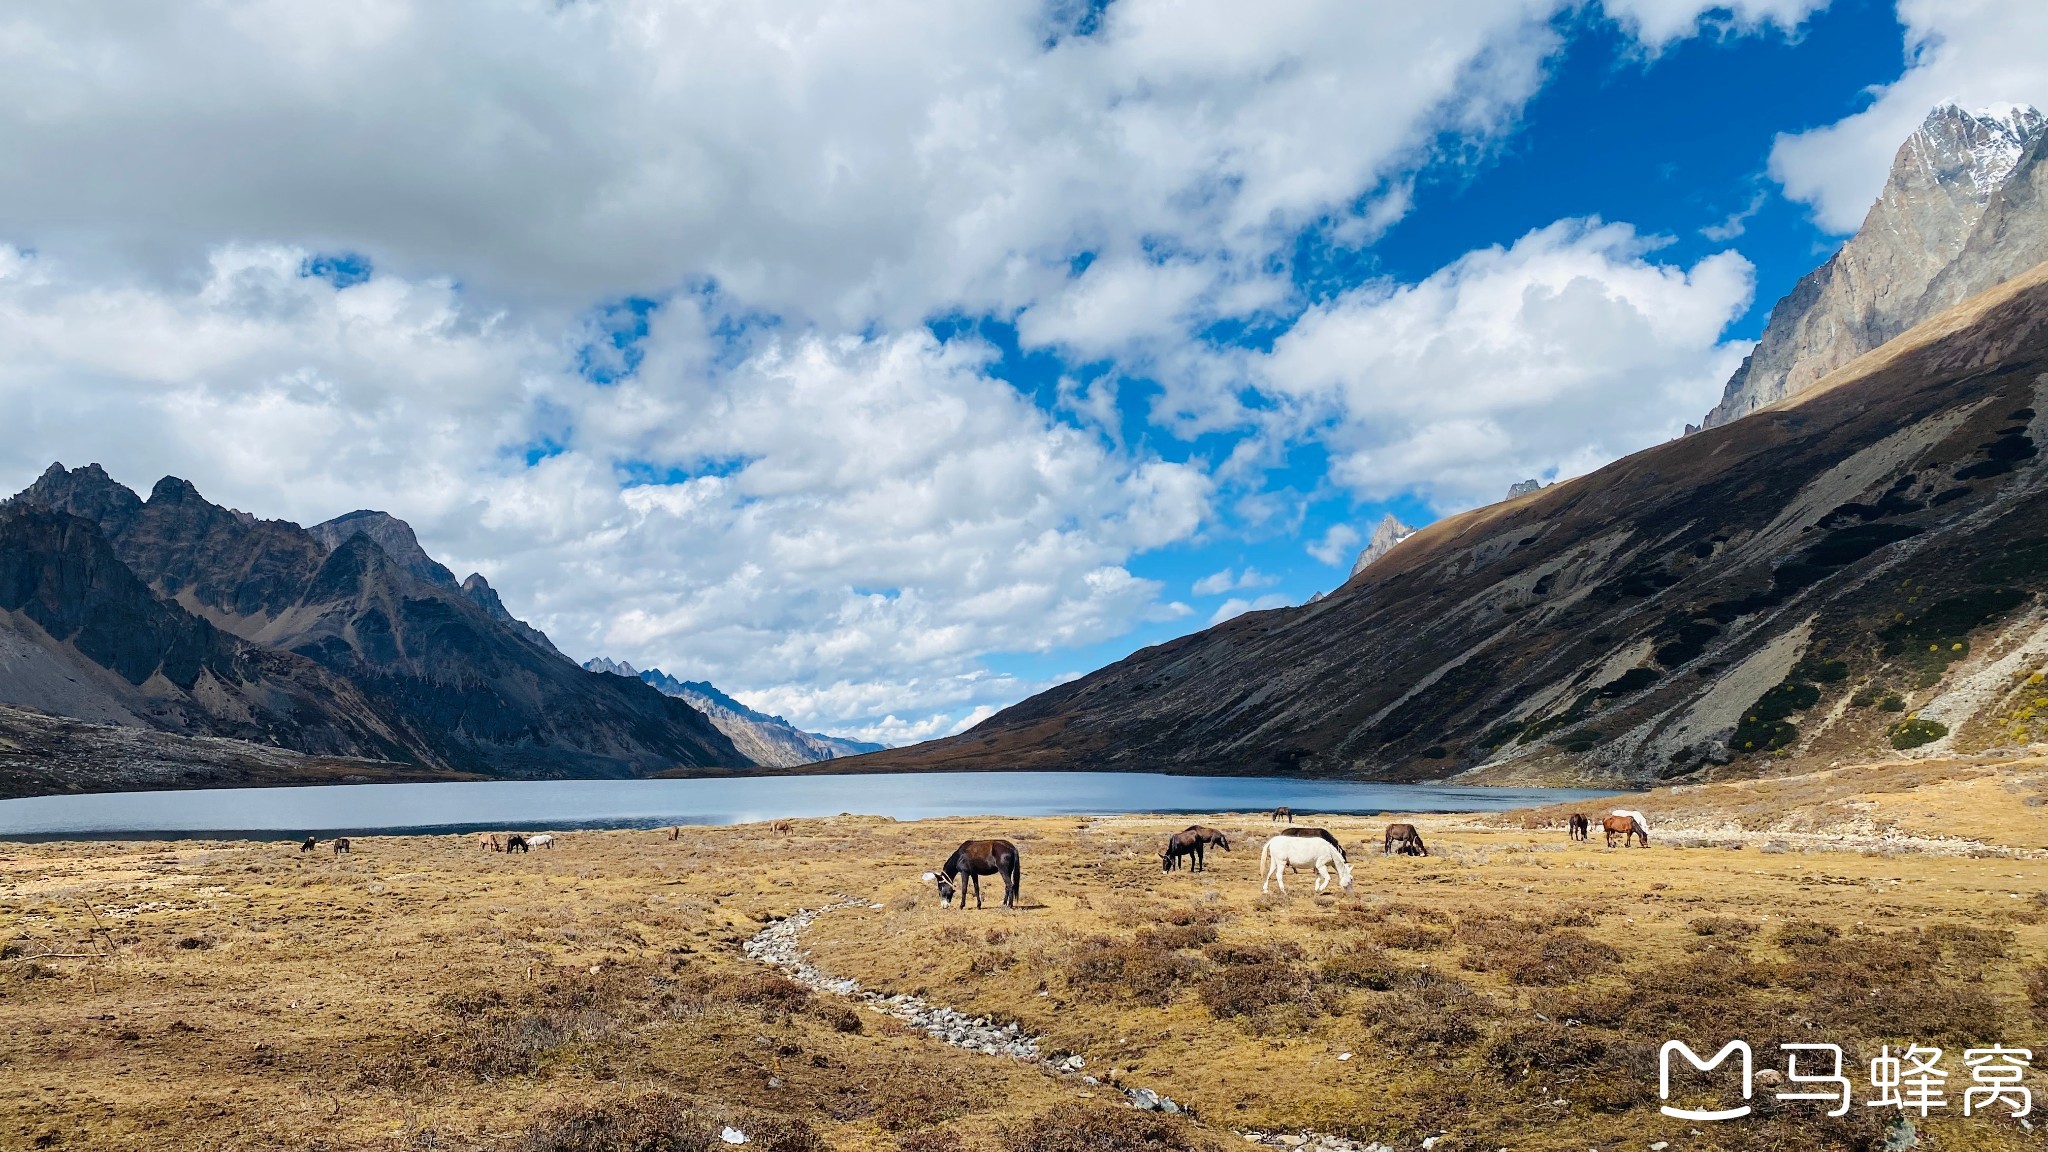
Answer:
[1705,103,2048,427]
[1349,514,1416,576]
[5,466,746,781]
[849,259,2048,783]
[584,658,886,767]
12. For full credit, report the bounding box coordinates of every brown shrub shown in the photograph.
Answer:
[1197,960,1322,1028]
[999,1103,1204,1152]
[2028,965,2048,1023]
[514,1093,824,1152]
[1360,973,1495,1054]
[897,1131,963,1152]
[1504,930,1622,987]
[1922,922,2013,965]
[1136,923,1219,951]
[1201,940,1300,966]
[1483,1021,1655,1113]
[1064,936,1198,1006]
[1319,945,1403,990]
[730,972,814,1014]
[1688,915,1758,939]
[1770,919,1839,949]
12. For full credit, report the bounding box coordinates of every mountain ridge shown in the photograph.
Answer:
[4,467,748,781]
[582,657,885,767]
[844,258,2048,784]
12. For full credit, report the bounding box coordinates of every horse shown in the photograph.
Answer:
[1271,806,1294,823]
[527,834,555,850]
[1160,830,1204,872]
[923,839,1021,909]
[1603,814,1648,848]
[332,837,351,855]
[1275,826,1345,859]
[299,836,316,853]
[1185,825,1230,856]
[1260,835,1353,894]
[1568,813,1590,842]
[477,832,502,852]
[1383,823,1428,857]
[504,834,530,854]
[768,820,792,835]
[1611,809,1651,836]
[666,826,681,841]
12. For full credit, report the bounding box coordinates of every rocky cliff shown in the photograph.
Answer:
[849,261,2048,784]
[1705,104,2046,428]
[5,468,746,779]
[1349,514,1416,576]
[584,658,885,767]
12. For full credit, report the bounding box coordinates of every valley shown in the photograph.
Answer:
[3,757,2043,1151]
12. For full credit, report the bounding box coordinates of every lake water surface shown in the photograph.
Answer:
[0,772,1625,839]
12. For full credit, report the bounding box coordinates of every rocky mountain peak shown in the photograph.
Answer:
[12,463,145,531]
[1349,513,1416,576]
[1702,102,2048,430]
[309,510,459,590]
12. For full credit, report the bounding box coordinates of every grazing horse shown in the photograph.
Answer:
[1260,835,1353,894]
[1568,813,1590,842]
[667,826,681,842]
[1275,826,1346,860]
[1185,825,1230,858]
[476,832,501,852]
[528,834,555,849]
[768,820,792,835]
[332,837,351,855]
[1383,823,1428,857]
[1603,814,1648,848]
[1271,806,1294,823]
[504,834,530,853]
[923,839,1021,909]
[299,836,316,853]
[1160,829,1216,872]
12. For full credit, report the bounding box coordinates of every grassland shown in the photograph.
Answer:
[3,757,2046,1151]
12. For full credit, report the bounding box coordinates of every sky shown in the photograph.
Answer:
[2,0,2045,745]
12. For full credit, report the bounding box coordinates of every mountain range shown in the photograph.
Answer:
[0,466,746,791]
[1704,103,2048,427]
[583,657,884,767]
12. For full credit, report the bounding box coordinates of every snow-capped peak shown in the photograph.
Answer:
[1916,102,2044,202]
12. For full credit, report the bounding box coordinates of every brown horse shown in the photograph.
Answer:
[1568,813,1590,842]
[769,819,792,835]
[1276,826,1345,859]
[332,837,351,855]
[666,826,681,841]
[1185,825,1230,855]
[476,832,502,852]
[1161,830,1204,872]
[1271,806,1293,823]
[924,839,1021,909]
[1383,823,1428,856]
[1603,815,1648,847]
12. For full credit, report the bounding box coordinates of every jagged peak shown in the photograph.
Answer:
[310,509,459,590]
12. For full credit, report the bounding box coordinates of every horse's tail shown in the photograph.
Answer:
[1007,849,1022,905]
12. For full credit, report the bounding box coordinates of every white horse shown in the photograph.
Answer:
[1610,809,1650,835]
[1260,835,1354,894]
[528,834,556,849]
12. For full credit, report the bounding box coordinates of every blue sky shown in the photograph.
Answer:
[1,0,2041,743]
[965,0,1910,695]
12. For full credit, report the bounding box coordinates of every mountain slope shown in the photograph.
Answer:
[1705,104,2046,428]
[8,467,746,778]
[0,505,419,761]
[584,658,885,767]
[849,261,2048,784]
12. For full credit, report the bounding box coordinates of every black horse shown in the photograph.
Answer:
[505,834,531,854]
[925,839,1021,908]
[299,836,316,853]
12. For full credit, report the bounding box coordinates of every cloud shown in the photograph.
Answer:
[0,0,1575,332]
[1305,524,1364,567]
[1191,566,1276,595]
[1771,0,2048,233]
[1210,593,1293,625]
[1255,219,1755,510]
[1602,0,1828,49]
[0,243,1210,739]
[1700,190,1768,241]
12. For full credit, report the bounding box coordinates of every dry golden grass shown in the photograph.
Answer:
[1,768,2044,1151]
